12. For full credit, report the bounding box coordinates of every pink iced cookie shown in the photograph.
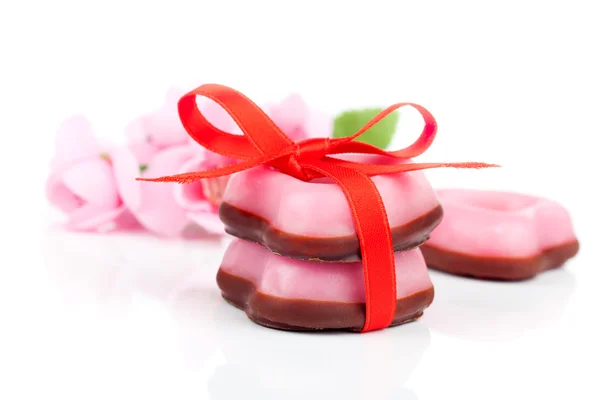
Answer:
[220,154,442,262]
[217,239,434,331]
[421,189,579,280]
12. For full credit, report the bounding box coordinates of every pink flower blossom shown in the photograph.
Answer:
[123,87,190,167]
[113,145,197,237]
[46,116,126,231]
[112,144,232,237]
[114,93,240,237]
[173,151,232,235]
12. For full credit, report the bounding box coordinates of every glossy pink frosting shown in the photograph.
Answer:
[222,154,439,238]
[427,189,577,258]
[220,239,433,302]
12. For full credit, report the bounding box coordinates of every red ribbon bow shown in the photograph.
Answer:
[140,83,497,332]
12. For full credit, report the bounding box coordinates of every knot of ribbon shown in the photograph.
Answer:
[139,83,497,333]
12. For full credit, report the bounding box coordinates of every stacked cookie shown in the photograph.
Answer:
[421,189,579,280]
[215,154,443,331]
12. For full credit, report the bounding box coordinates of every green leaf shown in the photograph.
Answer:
[139,164,148,173]
[332,108,400,149]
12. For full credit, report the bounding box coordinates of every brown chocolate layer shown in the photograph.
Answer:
[219,202,443,262]
[421,240,580,281]
[216,268,435,332]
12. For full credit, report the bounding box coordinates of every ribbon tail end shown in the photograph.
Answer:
[136,174,201,184]
[458,162,501,169]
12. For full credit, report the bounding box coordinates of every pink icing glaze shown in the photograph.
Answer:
[427,189,578,258]
[222,154,439,237]
[220,239,433,302]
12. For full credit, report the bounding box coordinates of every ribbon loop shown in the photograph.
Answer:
[139,83,498,332]
[179,84,294,159]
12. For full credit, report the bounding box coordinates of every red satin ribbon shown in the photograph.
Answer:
[139,83,497,332]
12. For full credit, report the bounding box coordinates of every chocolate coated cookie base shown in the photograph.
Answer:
[219,202,443,262]
[217,268,435,332]
[421,241,580,281]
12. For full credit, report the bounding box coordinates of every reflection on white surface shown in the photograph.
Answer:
[40,229,586,399]
[44,230,429,399]
[424,267,577,341]
[44,228,225,306]
[44,229,137,308]
[44,229,228,372]
[172,289,429,400]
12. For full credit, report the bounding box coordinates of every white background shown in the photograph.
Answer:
[1,1,599,399]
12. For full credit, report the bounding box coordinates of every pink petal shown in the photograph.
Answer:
[174,181,213,212]
[97,139,117,155]
[268,94,308,135]
[128,142,160,165]
[45,173,83,213]
[51,115,102,170]
[125,117,161,164]
[164,86,187,105]
[66,204,126,231]
[187,211,225,235]
[113,210,144,231]
[183,142,208,162]
[61,159,120,207]
[125,116,149,143]
[278,94,308,126]
[133,146,196,236]
[143,105,189,147]
[111,146,142,211]
[173,156,208,211]
[303,108,334,139]
[174,154,233,212]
